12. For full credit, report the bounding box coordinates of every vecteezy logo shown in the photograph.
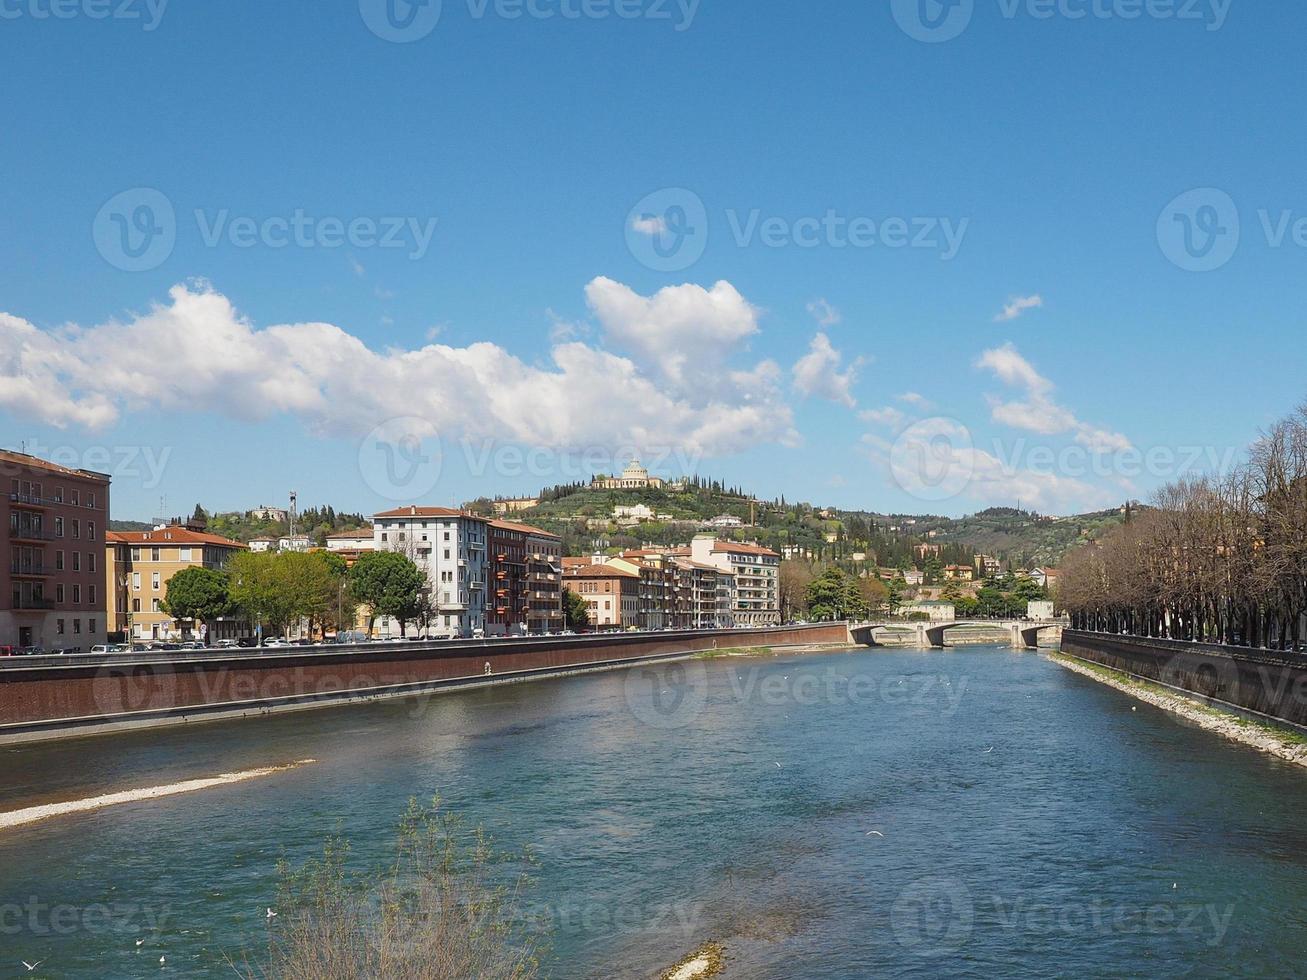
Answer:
[1156,188,1240,272]
[92,188,176,272]
[623,660,708,729]
[625,188,709,273]
[357,416,443,500]
[888,417,975,503]
[891,0,974,42]
[890,878,974,957]
[359,0,442,42]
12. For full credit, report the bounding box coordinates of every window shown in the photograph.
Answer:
[152,598,161,612]
[56,619,65,635]
[71,490,79,506]
[56,584,65,603]
[131,547,141,562]
[179,548,192,562]
[72,552,80,572]
[54,517,63,537]
[73,619,81,634]
[53,487,63,503]
[87,521,95,540]
[89,585,96,604]
[151,547,160,562]
[72,520,80,539]
[88,492,95,508]
[88,553,96,573]
[55,550,64,571]
[72,585,81,604]
[132,572,141,591]
[151,572,160,590]
[89,619,96,634]
[132,598,141,613]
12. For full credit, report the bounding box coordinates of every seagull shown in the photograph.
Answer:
[159,955,166,965]
[1132,707,1137,712]
[866,830,884,837]
[22,962,43,973]
[983,746,994,754]
[775,762,782,768]
[1173,883,1178,890]
[266,908,277,919]
[136,938,145,947]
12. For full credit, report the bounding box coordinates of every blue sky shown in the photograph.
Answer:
[2,0,1304,521]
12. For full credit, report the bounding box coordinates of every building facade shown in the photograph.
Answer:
[690,535,780,626]
[105,523,248,643]
[1,451,111,653]
[485,519,563,636]
[564,563,640,629]
[372,506,489,638]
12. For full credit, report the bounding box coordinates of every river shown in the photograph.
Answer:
[3,644,1307,977]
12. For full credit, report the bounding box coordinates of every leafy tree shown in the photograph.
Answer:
[162,566,231,642]
[562,588,590,630]
[806,567,868,621]
[228,551,299,640]
[857,576,890,617]
[349,551,424,636]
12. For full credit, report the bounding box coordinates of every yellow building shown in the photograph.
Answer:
[106,523,248,643]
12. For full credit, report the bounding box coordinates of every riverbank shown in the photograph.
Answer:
[1049,653,1307,769]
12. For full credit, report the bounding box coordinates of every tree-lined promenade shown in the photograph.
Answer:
[1060,404,1307,650]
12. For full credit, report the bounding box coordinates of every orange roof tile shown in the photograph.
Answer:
[106,527,246,549]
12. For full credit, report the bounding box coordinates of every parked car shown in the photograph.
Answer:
[263,638,291,647]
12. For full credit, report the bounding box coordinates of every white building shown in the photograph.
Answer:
[249,505,287,522]
[705,515,745,529]
[1027,600,1055,620]
[613,503,654,523]
[902,600,955,622]
[372,506,488,637]
[591,458,666,490]
[248,537,274,553]
[277,534,311,553]
[689,534,779,626]
[326,528,375,552]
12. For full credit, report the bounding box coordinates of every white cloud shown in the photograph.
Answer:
[859,406,906,429]
[792,332,859,408]
[631,215,666,236]
[806,298,841,327]
[896,391,931,409]
[994,294,1043,322]
[866,417,1113,514]
[0,279,797,457]
[976,343,1131,452]
[585,277,762,393]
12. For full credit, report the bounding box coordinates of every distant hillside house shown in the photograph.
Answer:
[903,600,955,622]
[590,459,666,490]
[706,514,744,530]
[248,505,287,522]
[492,498,539,515]
[249,537,275,553]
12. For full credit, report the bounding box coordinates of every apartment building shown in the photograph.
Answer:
[563,563,640,629]
[486,519,563,636]
[372,506,489,637]
[672,557,734,629]
[325,527,375,552]
[610,552,675,630]
[690,534,780,626]
[1,451,111,653]
[106,522,248,642]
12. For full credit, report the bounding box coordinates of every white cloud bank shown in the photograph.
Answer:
[0,278,797,456]
[792,332,860,407]
[977,343,1131,452]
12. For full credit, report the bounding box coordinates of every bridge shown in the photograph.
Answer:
[849,619,1064,650]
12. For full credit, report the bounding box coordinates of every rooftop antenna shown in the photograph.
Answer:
[289,490,298,539]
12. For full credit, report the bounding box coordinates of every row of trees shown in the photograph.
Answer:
[163,550,427,642]
[1059,405,1307,649]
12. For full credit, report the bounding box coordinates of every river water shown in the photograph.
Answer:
[3,644,1307,978]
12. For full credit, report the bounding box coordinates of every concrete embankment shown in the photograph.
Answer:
[0,624,850,745]
[1060,630,1307,729]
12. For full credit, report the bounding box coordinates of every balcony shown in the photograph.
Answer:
[10,562,50,577]
[8,491,50,509]
[12,596,55,610]
[9,525,55,542]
